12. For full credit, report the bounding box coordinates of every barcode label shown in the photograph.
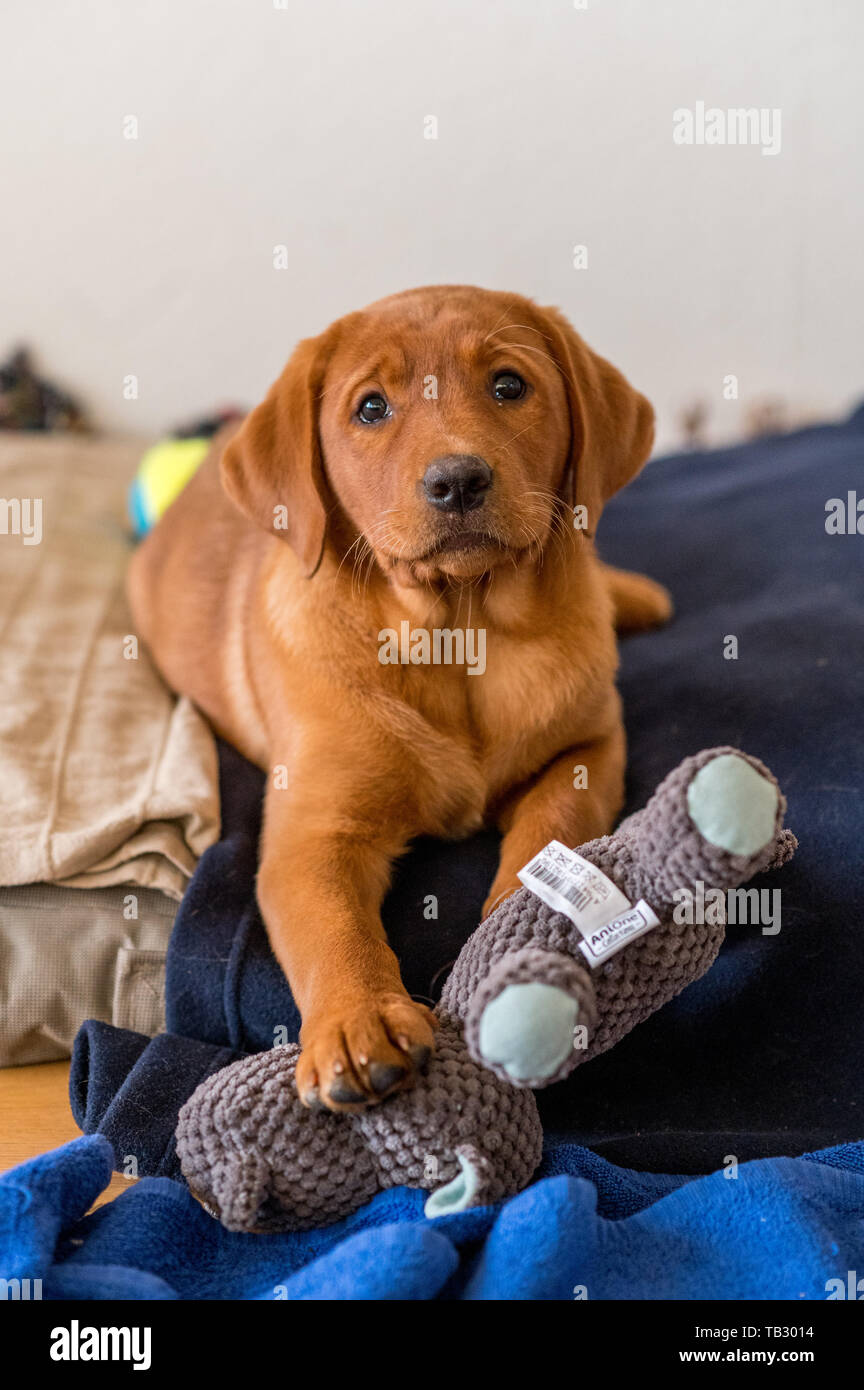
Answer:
[521,858,599,912]
[517,841,632,938]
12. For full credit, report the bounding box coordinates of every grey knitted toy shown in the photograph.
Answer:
[176,746,795,1232]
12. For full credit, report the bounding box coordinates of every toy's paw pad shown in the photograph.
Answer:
[424,1151,482,1218]
[478,982,579,1082]
[687,753,779,856]
[296,994,437,1113]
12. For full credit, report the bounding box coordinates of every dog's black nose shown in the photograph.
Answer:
[422,455,492,513]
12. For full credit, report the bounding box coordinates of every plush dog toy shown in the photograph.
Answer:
[175,747,796,1232]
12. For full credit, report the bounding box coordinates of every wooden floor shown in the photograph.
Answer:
[0,1061,136,1208]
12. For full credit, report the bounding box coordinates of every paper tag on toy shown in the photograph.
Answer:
[576,899,660,967]
[518,841,631,935]
[518,840,660,968]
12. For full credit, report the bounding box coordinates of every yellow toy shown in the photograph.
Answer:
[128,436,212,538]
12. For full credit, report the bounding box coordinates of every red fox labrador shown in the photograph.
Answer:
[127,285,671,1112]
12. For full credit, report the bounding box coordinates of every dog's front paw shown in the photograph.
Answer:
[295,993,437,1113]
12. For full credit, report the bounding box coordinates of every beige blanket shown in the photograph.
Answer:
[0,433,219,901]
[0,881,174,1064]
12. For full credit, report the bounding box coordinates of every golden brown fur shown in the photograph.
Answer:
[127,285,671,1112]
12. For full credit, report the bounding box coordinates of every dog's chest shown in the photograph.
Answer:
[404,625,613,834]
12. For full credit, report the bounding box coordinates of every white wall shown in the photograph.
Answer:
[2,0,862,452]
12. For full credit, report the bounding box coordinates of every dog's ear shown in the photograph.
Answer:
[539,306,655,536]
[221,332,332,577]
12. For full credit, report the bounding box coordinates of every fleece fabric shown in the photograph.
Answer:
[2,1135,863,1300]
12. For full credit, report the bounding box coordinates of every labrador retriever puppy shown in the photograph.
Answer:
[127,285,671,1112]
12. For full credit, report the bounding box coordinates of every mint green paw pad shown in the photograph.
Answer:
[687,753,778,856]
[478,982,578,1082]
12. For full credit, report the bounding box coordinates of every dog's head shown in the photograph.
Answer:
[221,286,654,584]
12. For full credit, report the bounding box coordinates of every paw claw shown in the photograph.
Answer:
[369,1061,408,1096]
[327,1078,366,1106]
[296,992,437,1113]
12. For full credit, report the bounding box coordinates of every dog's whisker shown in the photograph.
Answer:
[484,323,555,346]
[488,340,579,393]
[337,531,371,584]
[481,301,522,343]
[489,423,537,455]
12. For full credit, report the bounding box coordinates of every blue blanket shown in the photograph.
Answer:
[22,405,864,1297]
[3,1135,863,1299]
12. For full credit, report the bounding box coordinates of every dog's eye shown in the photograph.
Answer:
[491,371,526,402]
[356,393,390,424]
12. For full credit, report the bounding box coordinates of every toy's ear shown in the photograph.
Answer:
[221,331,333,577]
[539,306,655,536]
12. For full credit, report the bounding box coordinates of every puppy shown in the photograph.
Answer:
[127,285,671,1112]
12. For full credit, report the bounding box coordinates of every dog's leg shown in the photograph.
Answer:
[257,779,437,1114]
[601,562,673,633]
[483,724,627,919]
